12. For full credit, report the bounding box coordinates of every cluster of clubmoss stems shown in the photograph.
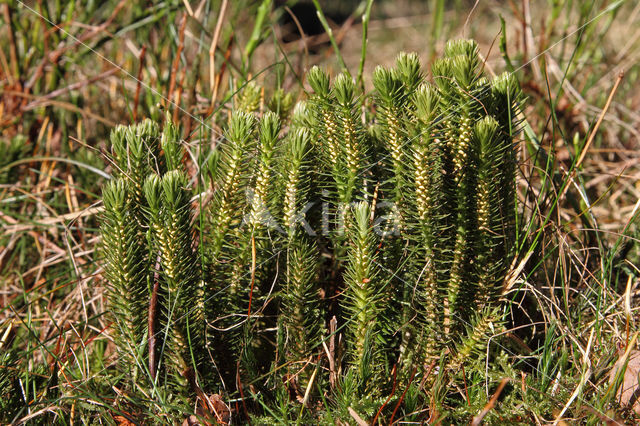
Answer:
[99,39,522,417]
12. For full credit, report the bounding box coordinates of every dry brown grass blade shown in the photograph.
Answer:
[173,63,188,123]
[574,72,625,171]
[347,407,368,426]
[133,45,147,122]
[371,364,398,424]
[209,0,229,104]
[2,206,103,235]
[471,377,510,426]
[559,72,624,201]
[283,5,310,77]
[23,0,126,89]
[167,14,188,110]
[148,254,161,381]
[2,4,19,81]
[24,68,119,109]
[608,333,640,415]
[6,90,117,126]
[390,367,418,423]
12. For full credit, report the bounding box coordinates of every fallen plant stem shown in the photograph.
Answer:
[133,46,146,122]
[471,377,510,426]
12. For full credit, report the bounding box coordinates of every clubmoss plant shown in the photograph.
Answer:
[343,201,385,391]
[101,178,149,383]
[144,171,205,388]
[99,39,523,422]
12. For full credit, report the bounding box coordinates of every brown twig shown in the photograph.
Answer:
[217,38,233,103]
[184,366,217,421]
[390,366,417,424]
[7,90,116,126]
[209,0,229,105]
[558,71,624,201]
[462,363,470,406]
[2,206,103,235]
[471,378,510,426]
[148,255,161,380]
[329,316,337,388]
[167,14,187,110]
[26,99,116,126]
[133,45,147,122]
[24,68,120,109]
[204,35,234,122]
[172,63,188,123]
[371,364,398,424]
[347,407,368,426]
[235,361,251,425]
[283,6,310,78]
[574,71,624,172]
